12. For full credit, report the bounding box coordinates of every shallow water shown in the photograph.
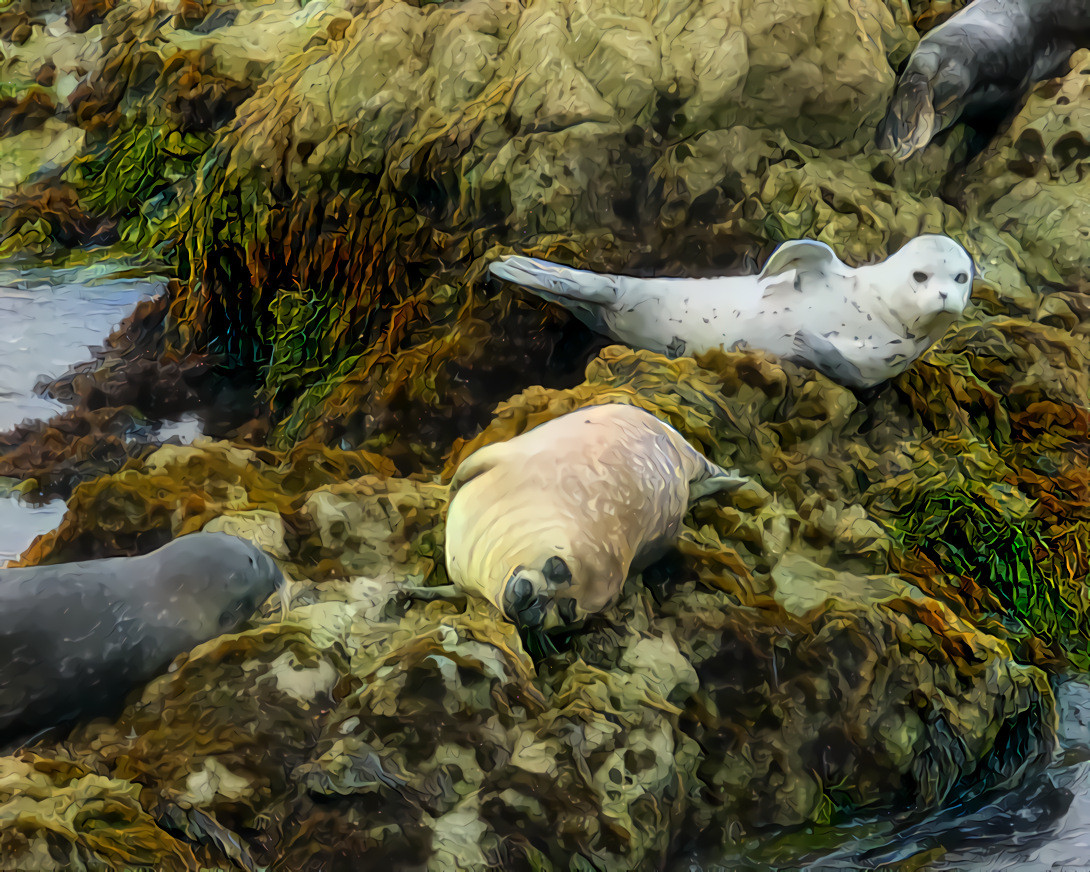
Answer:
[0,264,186,564]
[685,677,1090,871]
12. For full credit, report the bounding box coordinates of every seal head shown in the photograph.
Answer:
[868,234,974,336]
[151,532,284,638]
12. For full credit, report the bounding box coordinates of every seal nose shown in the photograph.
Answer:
[542,556,572,587]
[502,573,545,628]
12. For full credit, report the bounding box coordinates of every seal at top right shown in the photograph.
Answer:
[878,0,1090,160]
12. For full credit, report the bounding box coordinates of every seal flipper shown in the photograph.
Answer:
[449,441,508,491]
[758,239,846,285]
[790,329,869,387]
[689,468,750,501]
[489,255,621,333]
[877,70,938,160]
[488,256,621,304]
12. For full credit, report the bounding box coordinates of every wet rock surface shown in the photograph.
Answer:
[0,0,1088,868]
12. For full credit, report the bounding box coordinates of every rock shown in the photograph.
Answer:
[202,509,289,560]
[0,0,1087,867]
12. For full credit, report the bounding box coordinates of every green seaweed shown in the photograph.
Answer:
[68,121,213,255]
[894,484,1086,664]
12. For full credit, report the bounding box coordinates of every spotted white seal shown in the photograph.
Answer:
[878,0,1090,159]
[0,532,283,743]
[444,404,756,631]
[488,235,973,388]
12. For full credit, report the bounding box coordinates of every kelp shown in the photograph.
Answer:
[155,0,943,455]
[0,0,343,259]
[0,346,1058,867]
[67,122,214,255]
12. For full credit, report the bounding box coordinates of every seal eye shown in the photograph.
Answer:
[954,272,968,284]
[219,597,256,629]
[912,271,928,283]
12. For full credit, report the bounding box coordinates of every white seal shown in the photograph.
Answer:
[488,235,974,388]
[444,404,756,631]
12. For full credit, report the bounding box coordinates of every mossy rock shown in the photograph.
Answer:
[1,0,1090,866]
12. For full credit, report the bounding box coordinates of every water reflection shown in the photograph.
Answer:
[0,266,165,564]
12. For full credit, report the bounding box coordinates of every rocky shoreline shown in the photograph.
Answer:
[2,0,1090,868]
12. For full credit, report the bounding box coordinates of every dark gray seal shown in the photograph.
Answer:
[878,0,1090,159]
[0,531,282,743]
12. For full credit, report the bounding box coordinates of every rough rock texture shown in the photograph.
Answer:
[0,366,1059,868]
[0,0,1088,868]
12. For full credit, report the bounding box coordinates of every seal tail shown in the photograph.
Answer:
[876,71,938,161]
[488,256,622,305]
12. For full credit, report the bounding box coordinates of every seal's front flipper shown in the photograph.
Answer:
[759,239,843,282]
[876,71,937,160]
[449,441,507,491]
[790,330,869,388]
[689,468,749,500]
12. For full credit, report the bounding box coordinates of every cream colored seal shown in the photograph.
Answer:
[489,235,974,389]
[444,404,754,631]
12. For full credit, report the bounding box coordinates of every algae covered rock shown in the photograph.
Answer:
[0,347,1063,868]
[960,49,1090,292]
[2,0,1090,867]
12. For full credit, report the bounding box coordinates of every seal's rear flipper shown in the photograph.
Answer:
[488,255,623,334]
[690,461,772,507]
[489,256,621,305]
[877,71,937,160]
